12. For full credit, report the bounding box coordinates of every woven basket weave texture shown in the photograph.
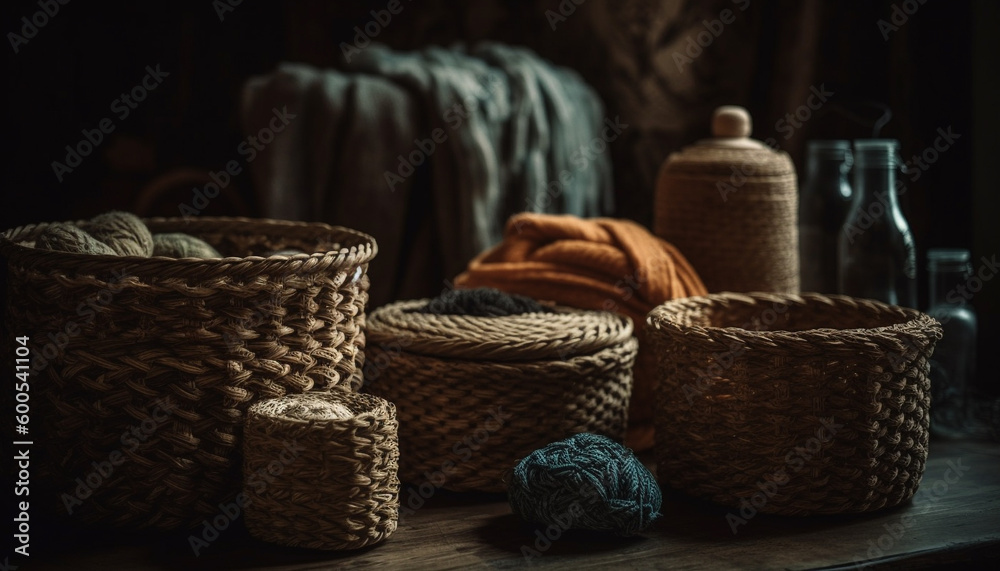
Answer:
[0,217,376,529]
[654,144,799,294]
[364,300,637,493]
[646,292,942,515]
[243,391,399,550]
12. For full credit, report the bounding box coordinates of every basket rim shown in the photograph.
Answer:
[646,291,940,344]
[0,216,377,275]
[246,391,395,426]
[367,299,635,361]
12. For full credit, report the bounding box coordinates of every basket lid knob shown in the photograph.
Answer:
[694,105,767,149]
[712,106,752,138]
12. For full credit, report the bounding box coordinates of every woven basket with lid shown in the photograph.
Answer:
[363,300,638,493]
[654,106,799,293]
[0,217,376,529]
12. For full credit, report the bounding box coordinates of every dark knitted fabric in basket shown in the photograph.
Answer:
[414,287,553,317]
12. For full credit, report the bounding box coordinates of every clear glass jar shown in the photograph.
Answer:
[799,140,852,293]
[926,248,978,438]
[837,139,917,307]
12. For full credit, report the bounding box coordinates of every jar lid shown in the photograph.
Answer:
[659,106,794,178]
[853,139,901,168]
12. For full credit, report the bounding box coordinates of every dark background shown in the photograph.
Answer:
[2,0,997,392]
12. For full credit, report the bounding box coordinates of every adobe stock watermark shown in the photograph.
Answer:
[518,449,635,562]
[213,0,243,21]
[928,254,999,324]
[519,481,602,562]
[851,457,970,569]
[545,0,588,31]
[179,105,296,219]
[673,0,751,73]
[726,417,843,533]
[188,439,306,556]
[7,0,70,54]
[340,0,412,63]
[60,397,179,515]
[842,125,960,245]
[761,84,835,149]
[383,73,503,192]
[399,406,512,517]
[877,0,928,41]
[519,115,628,215]
[28,267,134,376]
[901,126,961,182]
[51,64,170,182]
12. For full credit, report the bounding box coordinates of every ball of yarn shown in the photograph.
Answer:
[416,287,554,317]
[35,223,117,256]
[82,211,154,257]
[265,248,307,257]
[152,233,222,258]
[508,433,661,536]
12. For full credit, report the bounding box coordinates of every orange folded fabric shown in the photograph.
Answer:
[455,213,707,451]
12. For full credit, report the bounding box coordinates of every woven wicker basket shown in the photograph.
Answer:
[364,300,638,492]
[646,292,942,515]
[0,217,376,529]
[654,106,799,293]
[243,391,399,550]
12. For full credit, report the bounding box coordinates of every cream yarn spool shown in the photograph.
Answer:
[81,211,154,257]
[152,233,222,258]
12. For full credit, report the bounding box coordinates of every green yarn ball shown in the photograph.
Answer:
[82,211,154,257]
[152,233,222,258]
[35,223,117,256]
[508,433,661,536]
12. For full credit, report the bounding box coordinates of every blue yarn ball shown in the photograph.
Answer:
[508,433,661,536]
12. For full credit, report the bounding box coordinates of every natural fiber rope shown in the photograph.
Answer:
[654,146,799,293]
[364,300,638,492]
[243,391,399,551]
[0,217,378,530]
[646,292,942,515]
[367,300,634,362]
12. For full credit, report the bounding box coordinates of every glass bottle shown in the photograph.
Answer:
[799,140,853,293]
[837,139,917,307]
[926,248,978,437]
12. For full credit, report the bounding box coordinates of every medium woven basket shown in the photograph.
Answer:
[364,300,638,493]
[0,217,376,529]
[646,292,942,515]
[243,391,399,550]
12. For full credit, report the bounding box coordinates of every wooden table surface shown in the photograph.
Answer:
[24,437,1000,570]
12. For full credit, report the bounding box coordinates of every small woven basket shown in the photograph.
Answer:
[0,217,376,529]
[364,300,638,492]
[646,292,942,515]
[243,391,399,550]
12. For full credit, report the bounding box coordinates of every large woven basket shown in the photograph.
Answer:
[0,217,376,529]
[364,300,638,493]
[646,292,942,515]
[243,391,399,550]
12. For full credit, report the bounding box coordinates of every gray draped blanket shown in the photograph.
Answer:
[242,43,613,307]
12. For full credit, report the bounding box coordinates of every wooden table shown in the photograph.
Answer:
[23,437,1000,570]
